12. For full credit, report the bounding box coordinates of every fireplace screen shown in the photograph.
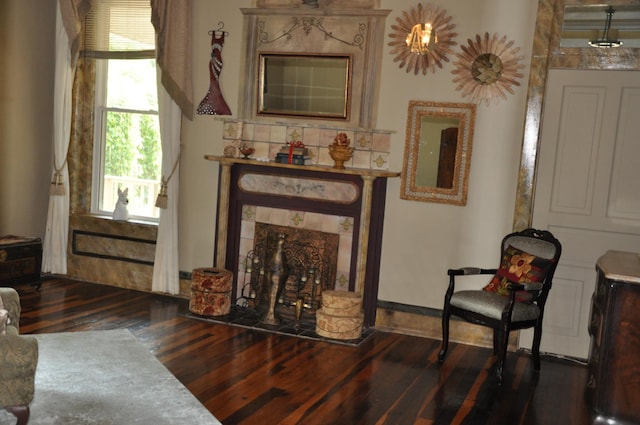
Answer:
[236,224,339,325]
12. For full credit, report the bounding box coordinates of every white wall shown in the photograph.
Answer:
[0,0,55,237]
[180,0,539,309]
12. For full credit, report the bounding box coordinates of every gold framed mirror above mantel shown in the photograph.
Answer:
[400,101,476,206]
[258,52,352,120]
[239,7,391,129]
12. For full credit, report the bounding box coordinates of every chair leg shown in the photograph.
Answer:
[531,322,543,371]
[6,405,30,425]
[495,326,510,385]
[438,309,450,363]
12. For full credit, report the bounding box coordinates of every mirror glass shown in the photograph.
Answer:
[472,53,503,84]
[401,101,476,205]
[258,53,351,119]
[561,4,640,48]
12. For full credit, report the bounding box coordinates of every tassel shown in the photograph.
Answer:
[155,180,168,209]
[49,172,65,196]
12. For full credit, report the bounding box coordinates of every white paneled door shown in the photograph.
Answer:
[520,69,640,359]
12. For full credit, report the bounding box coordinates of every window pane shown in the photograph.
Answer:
[106,59,157,110]
[101,110,161,219]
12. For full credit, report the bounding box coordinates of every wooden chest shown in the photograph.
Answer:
[0,235,42,288]
[586,251,640,425]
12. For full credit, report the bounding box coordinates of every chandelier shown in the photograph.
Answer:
[406,22,437,55]
[589,6,622,48]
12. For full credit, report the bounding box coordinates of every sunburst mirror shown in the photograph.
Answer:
[451,32,525,105]
[388,3,458,75]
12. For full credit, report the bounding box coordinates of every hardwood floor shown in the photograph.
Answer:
[15,278,592,425]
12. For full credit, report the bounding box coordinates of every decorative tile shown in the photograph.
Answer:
[354,132,372,150]
[319,128,338,147]
[253,124,271,142]
[287,127,304,144]
[223,122,237,139]
[255,206,272,223]
[242,122,254,140]
[302,127,320,146]
[372,132,391,153]
[288,210,305,227]
[240,218,256,240]
[338,216,354,233]
[270,125,287,143]
[352,150,372,169]
[371,152,390,170]
[253,142,270,159]
[242,205,257,221]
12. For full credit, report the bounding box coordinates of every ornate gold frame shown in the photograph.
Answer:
[400,101,476,205]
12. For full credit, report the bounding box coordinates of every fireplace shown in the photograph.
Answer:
[207,156,399,328]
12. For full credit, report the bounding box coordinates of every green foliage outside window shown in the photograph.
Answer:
[105,111,133,177]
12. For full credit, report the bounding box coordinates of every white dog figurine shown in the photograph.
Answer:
[113,187,129,221]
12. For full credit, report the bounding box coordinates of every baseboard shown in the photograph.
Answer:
[375,301,517,350]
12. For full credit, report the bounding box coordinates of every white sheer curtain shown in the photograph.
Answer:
[42,2,75,274]
[151,0,191,294]
[152,76,182,294]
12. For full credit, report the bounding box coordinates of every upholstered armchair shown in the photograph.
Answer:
[438,228,562,385]
[0,288,38,425]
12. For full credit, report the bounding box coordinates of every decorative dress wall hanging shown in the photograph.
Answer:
[197,23,232,115]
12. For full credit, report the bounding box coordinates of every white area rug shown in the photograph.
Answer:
[0,329,222,425]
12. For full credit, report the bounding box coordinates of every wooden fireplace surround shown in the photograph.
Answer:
[206,156,399,327]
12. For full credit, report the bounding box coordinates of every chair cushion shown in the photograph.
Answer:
[483,245,554,302]
[450,290,541,322]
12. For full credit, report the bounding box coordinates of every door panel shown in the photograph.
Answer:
[608,88,640,221]
[522,69,640,358]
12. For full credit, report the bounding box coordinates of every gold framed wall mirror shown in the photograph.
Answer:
[400,101,476,205]
[258,53,352,120]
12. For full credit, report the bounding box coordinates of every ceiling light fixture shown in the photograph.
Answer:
[589,6,623,48]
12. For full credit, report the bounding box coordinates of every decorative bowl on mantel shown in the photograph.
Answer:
[328,145,354,169]
[239,143,255,159]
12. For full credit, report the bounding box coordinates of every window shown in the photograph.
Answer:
[86,0,161,221]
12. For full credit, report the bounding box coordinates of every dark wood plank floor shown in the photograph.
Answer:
[14,278,593,425]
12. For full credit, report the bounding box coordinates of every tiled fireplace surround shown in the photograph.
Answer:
[220,120,392,171]
[207,119,399,328]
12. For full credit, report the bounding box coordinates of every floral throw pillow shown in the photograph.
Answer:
[483,245,554,303]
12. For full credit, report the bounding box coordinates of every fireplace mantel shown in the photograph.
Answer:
[204,156,400,178]
[205,155,399,326]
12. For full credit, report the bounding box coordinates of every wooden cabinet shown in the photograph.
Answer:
[0,235,42,288]
[586,251,640,425]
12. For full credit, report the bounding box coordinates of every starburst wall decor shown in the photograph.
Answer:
[451,32,525,106]
[387,3,457,75]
